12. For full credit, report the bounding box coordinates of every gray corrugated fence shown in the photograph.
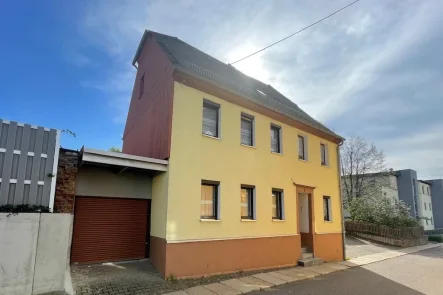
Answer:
[424,228,443,235]
[0,119,60,208]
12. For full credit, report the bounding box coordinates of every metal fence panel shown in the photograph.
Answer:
[0,119,60,209]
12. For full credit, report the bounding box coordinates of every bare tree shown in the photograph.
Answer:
[341,134,389,207]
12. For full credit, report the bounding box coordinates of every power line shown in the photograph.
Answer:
[230,0,360,65]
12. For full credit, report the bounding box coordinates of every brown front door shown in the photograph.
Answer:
[71,197,149,264]
[297,188,314,252]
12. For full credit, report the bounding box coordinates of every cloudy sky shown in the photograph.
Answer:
[1,0,442,179]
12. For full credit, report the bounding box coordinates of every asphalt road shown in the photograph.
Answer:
[252,246,443,295]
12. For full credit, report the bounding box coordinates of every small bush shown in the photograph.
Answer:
[348,197,418,227]
[0,204,50,213]
[428,235,443,243]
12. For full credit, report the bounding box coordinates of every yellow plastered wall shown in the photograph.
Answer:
[150,172,169,238]
[166,82,342,241]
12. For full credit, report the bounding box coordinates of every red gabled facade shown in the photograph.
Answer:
[122,35,174,160]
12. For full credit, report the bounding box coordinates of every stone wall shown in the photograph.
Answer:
[54,148,79,214]
[345,221,428,247]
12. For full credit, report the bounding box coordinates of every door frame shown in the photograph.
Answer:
[296,184,316,256]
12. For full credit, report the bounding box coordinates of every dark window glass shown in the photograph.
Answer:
[202,101,220,137]
[139,74,145,97]
[271,125,281,153]
[298,136,305,160]
[323,196,331,221]
[241,114,253,146]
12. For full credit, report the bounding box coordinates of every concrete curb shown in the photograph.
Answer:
[164,244,441,295]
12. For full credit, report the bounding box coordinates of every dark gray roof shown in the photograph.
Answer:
[134,30,343,141]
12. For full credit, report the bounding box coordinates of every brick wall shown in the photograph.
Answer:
[54,148,79,213]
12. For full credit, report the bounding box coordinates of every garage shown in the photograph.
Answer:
[70,147,167,264]
[71,197,150,264]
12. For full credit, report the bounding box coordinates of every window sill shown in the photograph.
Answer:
[298,158,309,162]
[272,219,286,222]
[271,152,283,156]
[202,134,221,140]
[200,219,221,222]
[323,220,333,223]
[241,219,257,222]
[241,144,256,149]
[321,164,329,168]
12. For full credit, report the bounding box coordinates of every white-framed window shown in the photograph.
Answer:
[320,143,329,166]
[272,189,285,220]
[241,113,254,146]
[427,187,430,195]
[270,124,282,153]
[323,196,332,221]
[424,203,427,210]
[202,100,220,138]
[422,186,425,194]
[426,219,428,225]
[430,203,432,211]
[241,185,256,220]
[201,180,220,219]
[298,135,308,160]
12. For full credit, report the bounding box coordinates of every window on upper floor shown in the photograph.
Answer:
[430,203,432,211]
[202,100,220,138]
[426,219,429,225]
[272,189,284,220]
[241,185,255,220]
[270,124,282,153]
[139,73,145,98]
[320,143,329,166]
[201,180,220,220]
[298,135,308,160]
[431,217,433,225]
[241,113,254,146]
[323,196,332,221]
[424,202,427,210]
[427,187,430,195]
[422,186,425,194]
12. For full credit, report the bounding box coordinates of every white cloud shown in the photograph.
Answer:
[74,0,443,178]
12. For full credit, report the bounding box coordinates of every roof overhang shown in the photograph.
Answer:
[79,147,168,173]
[132,30,150,67]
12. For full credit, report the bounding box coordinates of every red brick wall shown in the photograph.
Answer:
[54,148,78,213]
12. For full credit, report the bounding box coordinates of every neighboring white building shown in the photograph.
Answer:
[417,180,435,230]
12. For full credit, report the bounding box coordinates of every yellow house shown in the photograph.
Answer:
[122,30,345,278]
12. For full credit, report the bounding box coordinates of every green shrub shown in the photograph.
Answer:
[0,204,50,213]
[428,235,443,243]
[348,197,418,227]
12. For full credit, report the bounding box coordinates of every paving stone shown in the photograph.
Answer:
[324,262,350,271]
[163,291,189,295]
[277,268,318,281]
[221,278,261,293]
[267,271,297,282]
[335,260,359,267]
[252,273,286,286]
[203,283,241,295]
[306,264,339,275]
[238,276,273,289]
[185,286,217,295]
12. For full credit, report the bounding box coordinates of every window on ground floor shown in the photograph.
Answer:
[323,196,332,221]
[272,189,284,220]
[241,185,255,219]
[201,180,220,219]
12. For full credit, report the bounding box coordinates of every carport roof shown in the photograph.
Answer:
[79,147,168,172]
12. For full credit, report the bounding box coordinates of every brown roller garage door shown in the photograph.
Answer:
[71,197,150,264]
